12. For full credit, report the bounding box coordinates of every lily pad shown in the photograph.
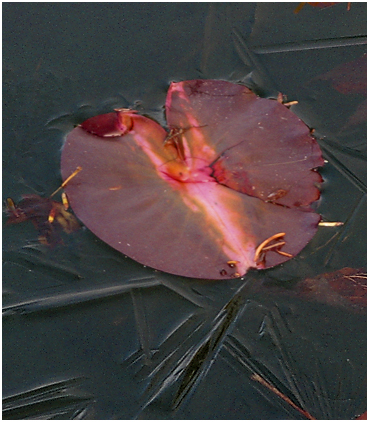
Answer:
[61,80,323,279]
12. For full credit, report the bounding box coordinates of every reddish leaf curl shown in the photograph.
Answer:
[61,80,323,279]
[80,109,137,137]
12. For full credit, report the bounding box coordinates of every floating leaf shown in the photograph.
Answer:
[294,2,351,13]
[314,54,366,96]
[6,194,80,246]
[324,267,367,307]
[61,80,323,279]
[312,55,367,131]
[265,267,366,313]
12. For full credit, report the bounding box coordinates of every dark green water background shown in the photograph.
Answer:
[3,3,366,419]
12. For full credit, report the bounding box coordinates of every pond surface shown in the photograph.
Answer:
[3,3,366,419]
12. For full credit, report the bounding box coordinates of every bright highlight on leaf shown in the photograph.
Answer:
[61,80,324,279]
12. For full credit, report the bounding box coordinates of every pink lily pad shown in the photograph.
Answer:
[61,80,323,279]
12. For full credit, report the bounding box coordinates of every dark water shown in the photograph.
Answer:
[3,3,366,419]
